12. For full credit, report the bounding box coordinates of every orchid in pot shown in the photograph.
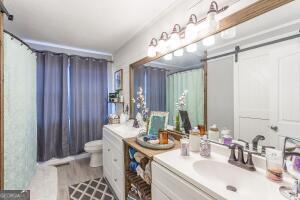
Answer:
[175,90,188,131]
[132,87,149,128]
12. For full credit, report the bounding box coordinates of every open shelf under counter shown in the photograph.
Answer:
[123,137,181,200]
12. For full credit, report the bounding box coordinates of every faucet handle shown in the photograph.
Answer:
[245,152,256,171]
[228,144,237,162]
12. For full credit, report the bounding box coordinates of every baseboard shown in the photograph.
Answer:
[38,152,103,166]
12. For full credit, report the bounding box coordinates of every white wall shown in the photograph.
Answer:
[207,56,234,131]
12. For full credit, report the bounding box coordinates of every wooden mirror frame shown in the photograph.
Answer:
[129,0,293,129]
[0,12,4,190]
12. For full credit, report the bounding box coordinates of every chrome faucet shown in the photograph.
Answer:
[252,135,265,150]
[228,144,256,171]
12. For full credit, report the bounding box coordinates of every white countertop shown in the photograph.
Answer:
[103,120,144,139]
[154,147,290,200]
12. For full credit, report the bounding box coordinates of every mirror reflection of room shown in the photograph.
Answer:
[132,49,205,131]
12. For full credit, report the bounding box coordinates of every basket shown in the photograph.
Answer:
[109,117,120,124]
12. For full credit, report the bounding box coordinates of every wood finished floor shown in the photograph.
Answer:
[56,158,103,200]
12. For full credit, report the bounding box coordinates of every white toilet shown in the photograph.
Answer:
[84,140,103,167]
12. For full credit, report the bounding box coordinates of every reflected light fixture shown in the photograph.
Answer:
[169,24,181,49]
[157,32,169,53]
[221,27,236,39]
[186,43,197,53]
[164,53,173,60]
[174,49,184,57]
[202,35,215,46]
[185,14,198,42]
[147,38,158,57]
[206,1,228,32]
[207,1,219,32]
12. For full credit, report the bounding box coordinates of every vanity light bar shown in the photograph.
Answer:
[147,1,229,58]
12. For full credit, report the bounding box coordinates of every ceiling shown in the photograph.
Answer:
[4,0,179,55]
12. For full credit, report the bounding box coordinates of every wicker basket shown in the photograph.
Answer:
[109,117,120,124]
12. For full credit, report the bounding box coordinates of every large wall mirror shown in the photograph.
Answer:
[130,1,300,156]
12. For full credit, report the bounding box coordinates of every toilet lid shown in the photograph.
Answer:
[85,140,103,148]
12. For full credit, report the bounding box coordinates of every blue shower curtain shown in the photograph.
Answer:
[37,53,108,161]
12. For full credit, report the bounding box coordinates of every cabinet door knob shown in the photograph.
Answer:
[114,178,117,182]
[270,126,278,132]
[113,158,117,162]
[108,149,110,152]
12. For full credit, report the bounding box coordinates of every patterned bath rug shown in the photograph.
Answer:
[69,177,116,200]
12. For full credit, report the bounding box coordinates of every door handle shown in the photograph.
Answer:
[270,125,278,132]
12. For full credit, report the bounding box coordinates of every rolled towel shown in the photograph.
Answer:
[136,165,144,179]
[139,157,149,170]
[129,160,139,172]
[129,147,137,160]
[134,152,145,163]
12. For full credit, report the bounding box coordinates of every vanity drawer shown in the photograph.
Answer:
[103,127,123,152]
[152,162,215,200]
[111,164,124,200]
[112,147,123,170]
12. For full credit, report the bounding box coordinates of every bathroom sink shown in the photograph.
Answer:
[193,160,267,196]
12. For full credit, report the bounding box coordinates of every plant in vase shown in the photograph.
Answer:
[131,87,149,128]
[175,90,188,132]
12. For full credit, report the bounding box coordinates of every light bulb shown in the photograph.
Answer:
[147,45,156,57]
[169,32,181,50]
[221,27,236,39]
[174,49,183,57]
[186,43,197,52]
[207,12,219,32]
[164,53,173,60]
[185,23,198,42]
[157,39,167,53]
[202,35,215,46]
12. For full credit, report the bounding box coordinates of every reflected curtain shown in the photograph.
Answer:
[37,52,69,161]
[133,65,166,114]
[167,69,204,127]
[69,56,108,154]
[133,65,146,115]
[145,67,166,111]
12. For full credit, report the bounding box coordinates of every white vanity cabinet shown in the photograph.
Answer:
[152,162,216,200]
[103,127,125,200]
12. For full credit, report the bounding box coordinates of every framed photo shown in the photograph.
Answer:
[114,69,123,91]
[148,111,169,137]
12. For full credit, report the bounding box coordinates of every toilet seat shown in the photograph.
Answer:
[84,140,103,151]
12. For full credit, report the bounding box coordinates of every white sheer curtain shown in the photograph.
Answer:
[4,33,37,189]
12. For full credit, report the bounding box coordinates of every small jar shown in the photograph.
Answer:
[208,124,220,141]
[180,137,190,156]
[190,128,201,152]
[266,148,283,182]
[200,135,211,157]
[293,156,300,173]
[159,130,168,144]
[221,128,232,145]
[198,124,206,136]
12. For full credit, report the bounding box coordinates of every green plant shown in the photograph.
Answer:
[175,113,180,131]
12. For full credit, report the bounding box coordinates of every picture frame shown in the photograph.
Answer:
[147,111,169,137]
[114,69,123,91]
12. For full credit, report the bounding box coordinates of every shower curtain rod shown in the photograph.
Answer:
[3,30,114,63]
[0,1,13,21]
[201,29,300,62]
